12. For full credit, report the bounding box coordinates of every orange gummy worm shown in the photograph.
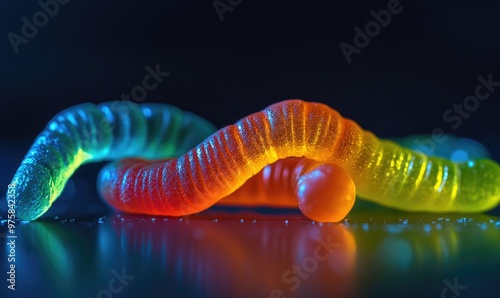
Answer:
[97,100,361,222]
[97,99,500,222]
[218,157,355,222]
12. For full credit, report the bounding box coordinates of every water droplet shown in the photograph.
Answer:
[284,220,289,224]
[163,218,168,222]
[151,218,156,222]
[240,219,244,223]
[213,219,218,223]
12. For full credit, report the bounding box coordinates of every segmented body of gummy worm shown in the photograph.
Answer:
[8,100,500,222]
[96,100,500,222]
[8,101,217,221]
[216,157,356,222]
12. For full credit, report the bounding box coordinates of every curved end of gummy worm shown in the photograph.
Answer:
[295,161,356,222]
[7,101,217,221]
[218,158,357,222]
[9,164,54,221]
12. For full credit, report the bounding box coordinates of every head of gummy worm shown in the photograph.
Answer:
[9,164,54,221]
[296,163,356,222]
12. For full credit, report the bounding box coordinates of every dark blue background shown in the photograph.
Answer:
[1,0,499,151]
[1,1,500,298]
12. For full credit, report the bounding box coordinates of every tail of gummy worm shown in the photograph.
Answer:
[360,140,500,212]
[98,100,500,217]
[8,101,216,221]
[381,135,500,212]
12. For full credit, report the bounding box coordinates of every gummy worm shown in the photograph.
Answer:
[97,100,500,221]
[101,157,356,222]
[8,100,500,222]
[8,101,217,221]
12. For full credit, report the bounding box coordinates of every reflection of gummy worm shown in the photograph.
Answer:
[352,214,500,273]
[8,101,217,221]
[98,100,500,222]
[107,216,356,297]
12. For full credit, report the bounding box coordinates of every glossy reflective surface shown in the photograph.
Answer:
[1,210,500,298]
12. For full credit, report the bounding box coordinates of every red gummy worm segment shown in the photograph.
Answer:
[101,157,356,222]
[97,100,359,222]
[99,157,355,222]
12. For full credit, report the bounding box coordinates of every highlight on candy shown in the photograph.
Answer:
[7,100,500,222]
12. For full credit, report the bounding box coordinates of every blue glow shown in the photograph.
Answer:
[451,149,469,162]
[386,225,404,234]
[437,165,448,192]
[377,238,413,271]
[362,223,369,231]
[142,106,152,117]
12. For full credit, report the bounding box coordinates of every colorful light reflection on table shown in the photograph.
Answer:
[2,210,499,298]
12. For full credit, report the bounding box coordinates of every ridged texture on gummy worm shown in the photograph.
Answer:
[97,100,500,217]
[9,101,216,221]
